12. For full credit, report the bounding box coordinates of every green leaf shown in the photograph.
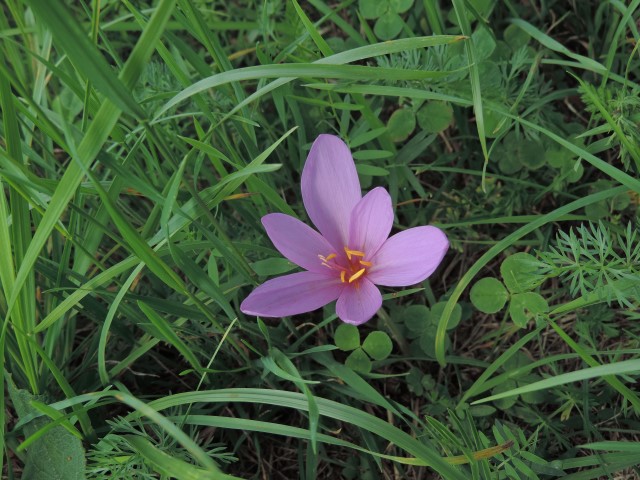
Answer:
[500,252,545,294]
[547,146,584,183]
[7,378,86,480]
[498,133,546,172]
[470,277,509,314]
[430,302,462,330]
[451,0,489,171]
[503,23,530,50]
[497,151,523,174]
[509,292,549,328]
[416,101,454,133]
[477,61,502,91]
[252,258,296,276]
[482,107,509,138]
[419,325,447,357]
[355,164,390,176]
[359,0,387,19]
[518,375,547,404]
[519,140,546,170]
[401,304,430,334]
[345,348,372,374]
[474,358,640,405]
[390,0,414,14]
[290,0,333,57]
[472,27,497,61]
[406,368,424,395]
[362,331,393,360]
[469,405,496,417]
[334,324,361,351]
[350,127,389,148]
[352,149,393,161]
[510,19,606,74]
[313,354,401,416]
[374,12,404,40]
[142,389,468,478]
[158,62,454,118]
[491,379,519,410]
[387,107,416,142]
[580,441,640,453]
[468,0,493,15]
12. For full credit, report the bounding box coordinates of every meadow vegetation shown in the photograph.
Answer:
[1,0,640,478]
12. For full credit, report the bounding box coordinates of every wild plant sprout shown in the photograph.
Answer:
[538,222,640,308]
[241,134,448,325]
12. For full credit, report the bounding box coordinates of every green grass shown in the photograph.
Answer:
[1,0,640,479]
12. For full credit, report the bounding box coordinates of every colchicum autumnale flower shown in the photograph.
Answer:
[240,134,449,325]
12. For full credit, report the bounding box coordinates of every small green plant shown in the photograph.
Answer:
[334,324,393,374]
[359,0,414,40]
[402,302,463,356]
[470,253,548,327]
[538,222,640,308]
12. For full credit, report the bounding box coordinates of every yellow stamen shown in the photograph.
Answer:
[340,271,346,283]
[348,268,366,283]
[325,253,337,261]
[359,260,373,267]
[344,247,366,259]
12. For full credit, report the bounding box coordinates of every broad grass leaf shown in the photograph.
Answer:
[252,258,296,276]
[355,164,390,176]
[7,378,85,480]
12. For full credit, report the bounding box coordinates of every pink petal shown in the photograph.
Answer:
[367,226,448,287]
[348,187,393,258]
[301,134,361,251]
[262,213,336,273]
[336,278,382,325]
[241,272,344,318]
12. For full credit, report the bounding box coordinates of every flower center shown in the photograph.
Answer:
[318,247,373,284]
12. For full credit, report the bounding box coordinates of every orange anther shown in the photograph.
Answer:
[359,260,373,267]
[340,271,346,283]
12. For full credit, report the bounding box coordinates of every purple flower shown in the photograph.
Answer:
[240,134,449,325]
